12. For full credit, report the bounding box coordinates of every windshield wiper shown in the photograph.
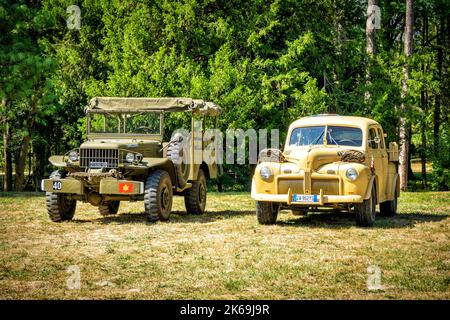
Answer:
[308,130,324,147]
[327,129,340,147]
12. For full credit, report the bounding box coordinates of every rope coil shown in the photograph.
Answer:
[258,148,286,163]
[337,150,366,163]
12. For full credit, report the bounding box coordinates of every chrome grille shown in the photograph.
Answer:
[80,148,119,168]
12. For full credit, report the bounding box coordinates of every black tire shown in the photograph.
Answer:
[256,201,279,224]
[144,170,173,222]
[45,170,76,222]
[354,185,376,227]
[167,134,189,188]
[98,201,120,216]
[184,169,207,215]
[380,188,398,217]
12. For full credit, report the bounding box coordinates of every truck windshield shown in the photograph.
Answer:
[289,126,362,147]
[88,112,161,135]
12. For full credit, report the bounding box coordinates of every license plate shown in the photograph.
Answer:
[292,194,317,203]
[89,161,108,168]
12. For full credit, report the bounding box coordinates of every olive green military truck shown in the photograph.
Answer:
[41,97,222,222]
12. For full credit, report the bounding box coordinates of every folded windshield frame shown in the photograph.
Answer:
[86,110,164,138]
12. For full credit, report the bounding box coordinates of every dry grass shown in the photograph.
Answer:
[0,191,449,300]
[410,160,433,174]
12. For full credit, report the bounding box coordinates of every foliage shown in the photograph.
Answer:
[431,127,450,191]
[0,0,449,190]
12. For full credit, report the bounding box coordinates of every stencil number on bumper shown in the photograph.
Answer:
[52,181,62,190]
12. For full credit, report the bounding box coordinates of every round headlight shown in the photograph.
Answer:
[125,152,135,163]
[68,151,78,162]
[259,166,273,181]
[345,167,359,181]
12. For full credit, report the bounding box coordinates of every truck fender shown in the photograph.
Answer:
[142,157,177,186]
[49,155,67,167]
[364,176,376,202]
[393,173,400,198]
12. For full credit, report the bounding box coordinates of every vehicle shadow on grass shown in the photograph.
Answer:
[72,210,255,225]
[277,211,449,229]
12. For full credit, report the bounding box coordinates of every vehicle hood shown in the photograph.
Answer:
[81,140,140,150]
[80,139,162,157]
[283,147,345,170]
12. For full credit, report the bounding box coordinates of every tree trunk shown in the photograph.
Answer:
[3,121,13,192]
[399,0,413,191]
[366,0,378,56]
[434,15,444,156]
[14,98,37,191]
[33,138,47,192]
[14,135,31,191]
[365,0,378,102]
[407,124,416,181]
[421,124,427,188]
[420,12,428,188]
[420,85,427,188]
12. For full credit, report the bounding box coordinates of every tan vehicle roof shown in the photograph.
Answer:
[87,97,222,116]
[289,115,380,128]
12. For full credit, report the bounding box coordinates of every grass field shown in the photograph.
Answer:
[0,191,449,299]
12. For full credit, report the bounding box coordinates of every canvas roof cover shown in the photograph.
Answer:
[87,97,222,116]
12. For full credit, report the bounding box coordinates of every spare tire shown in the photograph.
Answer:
[167,133,189,188]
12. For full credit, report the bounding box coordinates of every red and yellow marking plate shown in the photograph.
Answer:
[118,182,133,193]
[99,180,143,195]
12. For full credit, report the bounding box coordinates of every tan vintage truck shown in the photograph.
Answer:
[41,97,222,223]
[251,115,399,227]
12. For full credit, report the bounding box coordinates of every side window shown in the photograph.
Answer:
[377,128,385,149]
[368,128,378,149]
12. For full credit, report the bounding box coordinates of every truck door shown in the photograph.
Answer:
[368,126,388,203]
[377,127,389,202]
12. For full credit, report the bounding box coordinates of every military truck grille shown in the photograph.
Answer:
[80,149,119,168]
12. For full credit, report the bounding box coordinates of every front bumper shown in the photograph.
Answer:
[41,178,144,195]
[251,183,363,205]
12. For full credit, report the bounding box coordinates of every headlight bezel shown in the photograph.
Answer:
[68,150,78,162]
[259,165,273,181]
[125,152,135,163]
[345,167,359,181]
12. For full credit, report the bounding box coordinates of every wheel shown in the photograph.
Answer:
[380,189,398,217]
[98,201,120,216]
[256,201,279,224]
[45,170,76,222]
[167,133,189,188]
[184,169,207,215]
[354,185,376,227]
[144,170,173,222]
